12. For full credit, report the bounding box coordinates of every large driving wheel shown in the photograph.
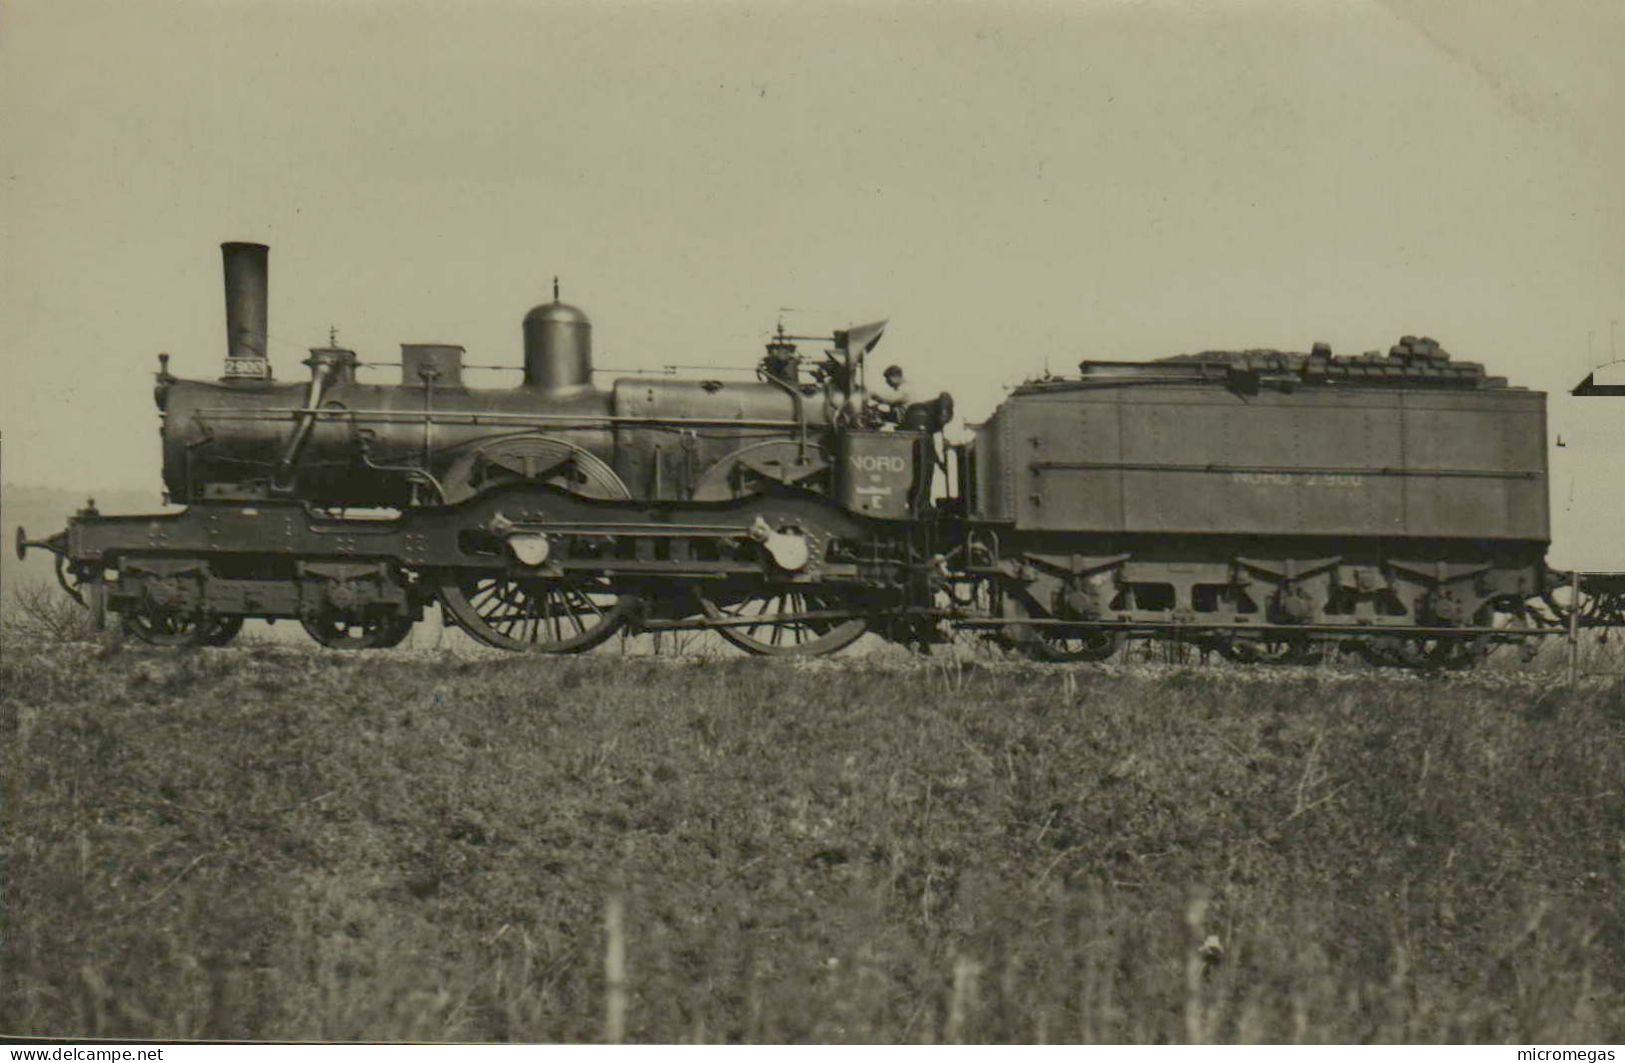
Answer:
[439,574,632,653]
[696,586,868,657]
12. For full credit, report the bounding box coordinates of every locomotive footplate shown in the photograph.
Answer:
[44,490,898,577]
[23,487,915,642]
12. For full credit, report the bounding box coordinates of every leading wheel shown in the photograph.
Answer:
[696,586,868,657]
[439,574,632,653]
[122,609,241,648]
[300,613,412,650]
[200,615,244,646]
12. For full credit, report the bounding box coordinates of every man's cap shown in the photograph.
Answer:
[884,365,903,377]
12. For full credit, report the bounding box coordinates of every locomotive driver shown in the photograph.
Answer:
[870,364,913,424]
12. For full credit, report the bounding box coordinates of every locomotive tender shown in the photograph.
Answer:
[16,243,1567,665]
[969,345,1549,665]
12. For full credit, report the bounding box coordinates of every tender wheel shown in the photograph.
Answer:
[300,612,411,650]
[121,609,237,648]
[1221,635,1322,665]
[1384,639,1448,669]
[1355,633,1480,670]
[1395,635,1481,670]
[1028,626,1121,663]
[696,586,868,657]
[439,575,631,653]
[1354,636,1408,668]
[1000,591,1119,663]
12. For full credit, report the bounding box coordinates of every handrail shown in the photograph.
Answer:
[195,407,806,431]
[1030,460,1543,480]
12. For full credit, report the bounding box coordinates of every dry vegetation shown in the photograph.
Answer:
[2,604,1622,1043]
[4,583,100,645]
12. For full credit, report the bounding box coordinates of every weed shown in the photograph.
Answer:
[1,637,1621,1042]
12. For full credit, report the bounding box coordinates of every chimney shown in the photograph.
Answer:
[221,242,271,380]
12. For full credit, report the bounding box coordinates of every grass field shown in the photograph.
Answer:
[2,616,1622,1043]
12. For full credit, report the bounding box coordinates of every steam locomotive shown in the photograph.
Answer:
[15,242,1595,666]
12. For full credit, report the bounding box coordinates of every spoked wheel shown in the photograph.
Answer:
[1356,633,1482,670]
[200,615,245,647]
[121,608,240,648]
[1537,581,1612,628]
[1395,637,1477,670]
[999,593,1119,663]
[1354,636,1409,668]
[439,574,632,653]
[1468,597,1542,664]
[1028,626,1122,663]
[300,612,412,650]
[1221,635,1322,665]
[696,586,868,657]
[1407,625,1504,670]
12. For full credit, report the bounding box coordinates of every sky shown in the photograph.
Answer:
[1,0,1622,565]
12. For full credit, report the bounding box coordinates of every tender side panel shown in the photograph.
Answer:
[973,384,1548,541]
[1399,392,1547,540]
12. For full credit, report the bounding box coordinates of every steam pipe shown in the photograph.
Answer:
[272,350,346,490]
[757,368,808,461]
